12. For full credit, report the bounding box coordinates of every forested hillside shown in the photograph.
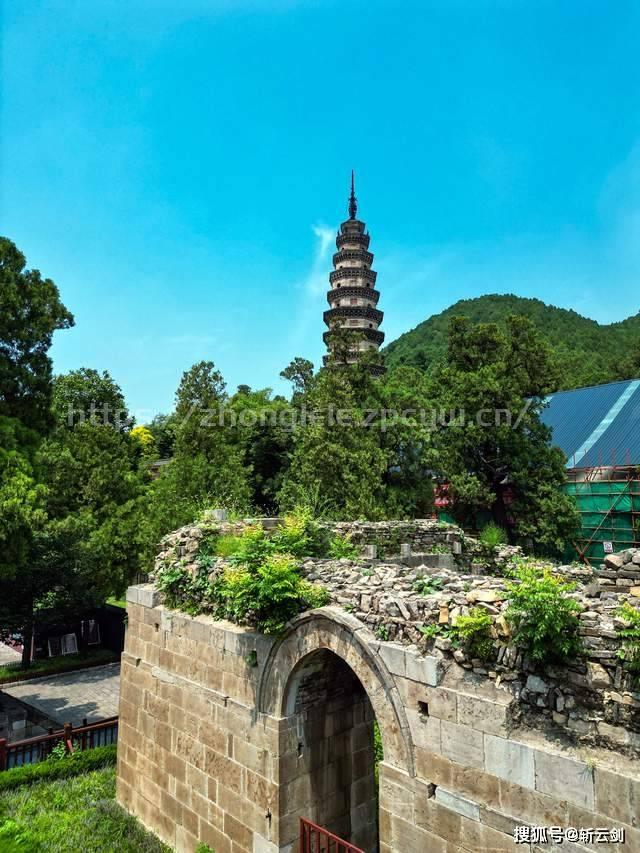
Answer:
[384,295,640,390]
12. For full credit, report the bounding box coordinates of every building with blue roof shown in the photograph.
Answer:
[540,378,640,563]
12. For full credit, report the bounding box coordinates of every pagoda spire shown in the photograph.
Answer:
[348,170,357,220]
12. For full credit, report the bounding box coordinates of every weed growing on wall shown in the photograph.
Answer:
[615,601,640,683]
[505,560,582,664]
[453,607,494,661]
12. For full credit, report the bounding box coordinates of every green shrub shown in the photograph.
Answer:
[214,534,244,558]
[271,507,328,557]
[413,576,443,596]
[217,553,328,634]
[418,623,442,640]
[327,533,359,559]
[479,522,508,547]
[505,562,582,664]
[373,720,384,788]
[375,624,389,641]
[453,607,494,661]
[227,525,274,571]
[0,744,117,792]
[615,601,640,677]
[155,563,211,615]
[156,511,331,632]
[428,544,451,555]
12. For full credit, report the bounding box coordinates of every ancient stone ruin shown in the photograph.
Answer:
[117,518,640,852]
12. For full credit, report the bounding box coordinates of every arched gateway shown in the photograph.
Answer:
[257,609,415,852]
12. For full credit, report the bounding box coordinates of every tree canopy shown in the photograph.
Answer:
[0,237,74,435]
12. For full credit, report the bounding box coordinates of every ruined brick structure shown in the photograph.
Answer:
[118,586,640,853]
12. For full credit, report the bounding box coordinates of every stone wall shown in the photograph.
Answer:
[151,518,640,756]
[320,520,464,557]
[118,588,640,853]
[304,552,640,753]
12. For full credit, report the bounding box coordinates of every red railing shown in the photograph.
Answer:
[0,716,118,770]
[300,818,365,853]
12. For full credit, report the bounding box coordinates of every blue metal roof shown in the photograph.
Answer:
[541,379,640,469]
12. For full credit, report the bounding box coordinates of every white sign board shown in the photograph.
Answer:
[603,541,614,554]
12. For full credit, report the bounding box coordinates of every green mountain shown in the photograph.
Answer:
[384,294,640,390]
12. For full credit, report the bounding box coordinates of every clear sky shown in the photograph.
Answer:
[2,0,639,420]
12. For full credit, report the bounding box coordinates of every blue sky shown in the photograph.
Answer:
[2,0,639,419]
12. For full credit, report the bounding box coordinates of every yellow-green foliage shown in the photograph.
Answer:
[130,424,156,454]
[214,534,244,558]
[454,607,494,661]
[218,553,329,634]
[327,533,359,559]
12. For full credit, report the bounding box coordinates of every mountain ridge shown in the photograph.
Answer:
[384,294,640,390]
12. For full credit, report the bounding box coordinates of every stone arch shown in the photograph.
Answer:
[257,606,415,778]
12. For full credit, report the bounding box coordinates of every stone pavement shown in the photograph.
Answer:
[0,643,21,666]
[2,663,121,727]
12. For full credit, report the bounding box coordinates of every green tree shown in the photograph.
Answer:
[612,338,640,381]
[146,412,178,458]
[33,384,149,643]
[429,316,579,552]
[280,357,315,398]
[278,363,388,519]
[143,362,252,563]
[228,387,293,512]
[0,239,73,666]
[378,365,436,517]
[0,237,74,435]
[52,368,129,430]
[0,420,49,667]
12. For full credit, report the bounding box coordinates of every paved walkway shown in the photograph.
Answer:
[2,663,121,727]
[0,643,22,665]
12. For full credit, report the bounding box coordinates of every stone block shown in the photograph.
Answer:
[406,709,442,753]
[405,653,443,686]
[459,812,515,852]
[198,820,232,853]
[390,815,447,853]
[484,734,535,789]
[253,837,278,853]
[440,720,485,770]
[377,641,407,677]
[478,805,523,836]
[434,787,481,821]
[456,692,513,736]
[379,777,414,822]
[594,766,640,828]
[415,795,462,846]
[426,686,458,722]
[224,812,253,850]
[137,584,161,609]
[534,749,595,811]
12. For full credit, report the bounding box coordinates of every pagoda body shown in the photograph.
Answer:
[323,174,385,372]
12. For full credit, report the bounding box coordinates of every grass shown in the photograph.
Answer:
[0,749,169,852]
[0,746,117,793]
[0,649,120,685]
[106,596,127,609]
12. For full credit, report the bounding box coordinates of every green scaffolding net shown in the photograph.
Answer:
[565,478,640,565]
